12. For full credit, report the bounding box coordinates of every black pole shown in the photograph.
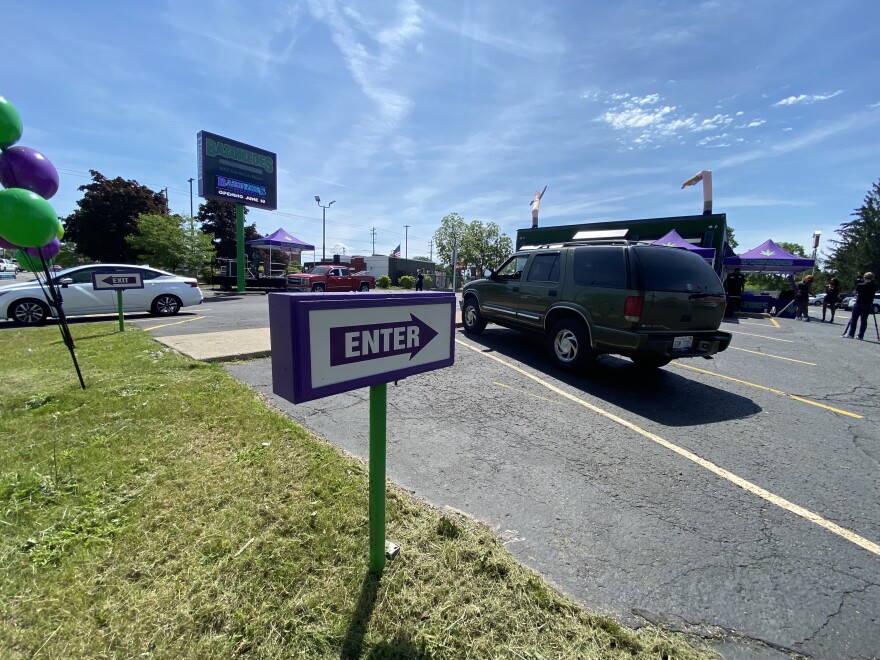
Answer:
[38,253,85,389]
[188,177,194,217]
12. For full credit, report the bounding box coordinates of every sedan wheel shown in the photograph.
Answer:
[151,295,181,316]
[10,299,50,325]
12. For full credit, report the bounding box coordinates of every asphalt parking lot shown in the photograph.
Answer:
[4,290,879,658]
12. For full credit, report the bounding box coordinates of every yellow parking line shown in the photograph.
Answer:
[729,346,816,365]
[672,362,861,418]
[456,338,879,558]
[769,317,781,328]
[493,381,556,403]
[140,316,206,332]
[729,330,795,343]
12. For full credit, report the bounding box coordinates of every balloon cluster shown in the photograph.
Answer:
[0,96,63,268]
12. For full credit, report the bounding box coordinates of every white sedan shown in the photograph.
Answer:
[1,264,204,325]
[846,294,880,313]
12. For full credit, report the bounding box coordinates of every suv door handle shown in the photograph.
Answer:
[549,290,557,296]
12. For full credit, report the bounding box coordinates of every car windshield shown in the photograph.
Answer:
[633,246,724,294]
[309,266,330,275]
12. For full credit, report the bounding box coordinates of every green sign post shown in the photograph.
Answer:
[116,290,125,331]
[236,203,245,293]
[369,383,387,574]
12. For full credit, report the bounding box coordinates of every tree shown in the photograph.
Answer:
[432,213,467,267]
[63,170,167,263]
[726,226,738,250]
[126,214,215,274]
[197,199,259,259]
[462,220,513,273]
[181,217,216,276]
[827,179,880,289]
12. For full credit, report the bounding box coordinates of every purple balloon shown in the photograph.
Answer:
[0,146,60,200]
[0,235,19,250]
[26,236,61,260]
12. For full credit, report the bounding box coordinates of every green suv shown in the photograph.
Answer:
[460,241,732,371]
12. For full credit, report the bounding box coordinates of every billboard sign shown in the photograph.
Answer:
[269,292,455,404]
[197,131,277,210]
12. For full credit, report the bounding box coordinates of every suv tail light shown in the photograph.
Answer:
[188,281,199,287]
[624,295,643,322]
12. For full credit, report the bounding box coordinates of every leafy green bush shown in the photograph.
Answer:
[377,275,391,289]
[423,274,434,289]
[399,275,415,289]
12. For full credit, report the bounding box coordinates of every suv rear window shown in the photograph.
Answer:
[572,247,627,288]
[632,246,724,294]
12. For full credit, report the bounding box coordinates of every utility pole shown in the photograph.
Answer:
[187,178,194,217]
[404,224,410,260]
[162,187,169,214]
[371,227,377,255]
[428,238,433,262]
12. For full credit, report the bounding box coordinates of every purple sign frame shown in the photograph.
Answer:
[269,292,455,404]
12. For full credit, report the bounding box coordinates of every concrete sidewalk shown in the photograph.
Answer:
[156,303,464,362]
[157,327,273,362]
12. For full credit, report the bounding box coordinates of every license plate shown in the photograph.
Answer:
[672,336,693,350]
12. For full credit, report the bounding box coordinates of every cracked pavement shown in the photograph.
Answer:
[222,312,879,659]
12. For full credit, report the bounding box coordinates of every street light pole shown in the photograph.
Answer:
[315,196,336,263]
[188,178,194,217]
[404,224,410,260]
[811,230,821,276]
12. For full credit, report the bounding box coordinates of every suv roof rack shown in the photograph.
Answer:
[520,239,638,250]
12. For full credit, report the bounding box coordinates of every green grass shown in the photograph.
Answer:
[0,324,715,659]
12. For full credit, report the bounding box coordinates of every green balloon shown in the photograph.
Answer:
[0,188,58,248]
[14,248,41,272]
[0,96,23,149]
[56,221,65,240]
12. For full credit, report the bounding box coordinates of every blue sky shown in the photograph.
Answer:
[3,0,879,262]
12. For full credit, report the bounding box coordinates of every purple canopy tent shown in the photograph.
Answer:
[722,239,814,273]
[723,240,815,317]
[652,229,716,262]
[247,228,315,276]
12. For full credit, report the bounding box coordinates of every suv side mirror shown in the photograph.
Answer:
[59,277,73,287]
[483,268,493,279]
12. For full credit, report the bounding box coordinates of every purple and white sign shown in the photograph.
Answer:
[91,271,144,290]
[269,292,455,404]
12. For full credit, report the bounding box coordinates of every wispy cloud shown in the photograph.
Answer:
[596,93,735,146]
[309,0,422,176]
[716,109,876,168]
[773,90,843,107]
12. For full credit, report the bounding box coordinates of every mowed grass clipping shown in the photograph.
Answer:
[0,324,714,659]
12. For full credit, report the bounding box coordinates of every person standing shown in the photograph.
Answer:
[723,267,745,316]
[844,272,878,339]
[794,274,814,321]
[415,269,424,291]
[822,278,840,322]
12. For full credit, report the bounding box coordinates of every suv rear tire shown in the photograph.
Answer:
[548,318,593,372]
[462,297,487,334]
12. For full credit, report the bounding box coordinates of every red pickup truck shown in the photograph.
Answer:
[287,266,375,292]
